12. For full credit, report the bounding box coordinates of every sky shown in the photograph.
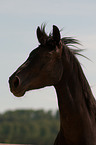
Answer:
[0,0,96,113]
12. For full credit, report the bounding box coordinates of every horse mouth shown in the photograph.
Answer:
[9,87,26,97]
[13,90,25,97]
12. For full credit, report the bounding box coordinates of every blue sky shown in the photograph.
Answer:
[0,0,96,113]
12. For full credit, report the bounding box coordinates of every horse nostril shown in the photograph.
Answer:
[13,76,20,88]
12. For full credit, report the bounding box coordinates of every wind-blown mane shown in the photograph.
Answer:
[40,24,83,56]
[61,39,96,119]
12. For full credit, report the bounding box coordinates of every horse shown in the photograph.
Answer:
[9,25,96,145]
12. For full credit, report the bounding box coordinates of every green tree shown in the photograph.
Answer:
[0,109,59,145]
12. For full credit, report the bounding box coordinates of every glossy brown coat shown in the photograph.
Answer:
[9,25,96,145]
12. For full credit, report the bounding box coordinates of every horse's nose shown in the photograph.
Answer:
[9,75,20,90]
[13,76,20,88]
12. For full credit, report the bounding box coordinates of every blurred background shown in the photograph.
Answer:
[0,0,96,144]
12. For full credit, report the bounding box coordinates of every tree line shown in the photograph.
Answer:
[0,109,60,145]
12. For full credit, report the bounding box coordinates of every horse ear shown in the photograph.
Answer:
[36,26,47,45]
[53,25,61,44]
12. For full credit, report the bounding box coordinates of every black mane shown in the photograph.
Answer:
[40,24,83,56]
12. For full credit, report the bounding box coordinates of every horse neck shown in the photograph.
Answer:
[54,47,96,144]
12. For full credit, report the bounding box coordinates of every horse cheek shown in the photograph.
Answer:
[47,60,63,84]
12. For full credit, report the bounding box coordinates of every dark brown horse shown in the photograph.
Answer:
[9,25,96,145]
